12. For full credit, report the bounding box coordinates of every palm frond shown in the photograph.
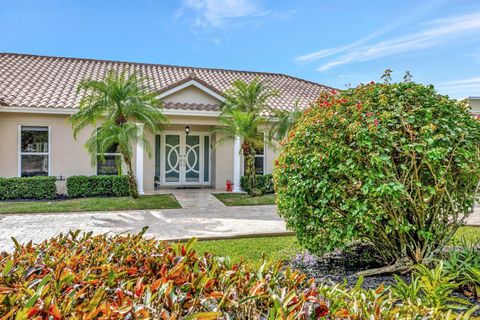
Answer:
[222,77,278,114]
[268,101,303,141]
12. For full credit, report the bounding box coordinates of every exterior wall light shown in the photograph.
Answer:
[185,125,190,135]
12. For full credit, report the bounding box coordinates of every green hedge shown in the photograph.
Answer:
[0,176,57,200]
[66,175,130,198]
[241,174,274,195]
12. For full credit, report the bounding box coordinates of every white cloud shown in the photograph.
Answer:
[436,77,480,97]
[177,0,262,28]
[295,11,480,71]
[295,22,398,64]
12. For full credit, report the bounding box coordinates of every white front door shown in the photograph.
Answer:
[160,132,210,186]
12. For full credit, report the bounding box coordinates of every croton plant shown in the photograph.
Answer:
[0,230,465,319]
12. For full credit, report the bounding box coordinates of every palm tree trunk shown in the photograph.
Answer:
[242,143,257,194]
[123,154,139,198]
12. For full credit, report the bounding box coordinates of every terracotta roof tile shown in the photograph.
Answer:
[163,102,221,112]
[0,53,333,112]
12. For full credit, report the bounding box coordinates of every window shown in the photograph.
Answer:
[96,137,122,175]
[20,126,49,177]
[253,144,265,174]
[97,154,122,175]
[244,135,265,175]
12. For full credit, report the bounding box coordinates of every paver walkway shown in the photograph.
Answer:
[0,190,478,252]
[0,189,287,252]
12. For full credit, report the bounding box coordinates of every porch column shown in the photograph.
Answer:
[136,123,145,195]
[233,135,242,192]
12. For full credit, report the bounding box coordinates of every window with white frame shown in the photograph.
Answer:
[97,142,122,175]
[95,127,122,175]
[20,126,49,177]
[253,143,265,174]
[243,134,265,175]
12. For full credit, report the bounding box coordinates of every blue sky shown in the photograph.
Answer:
[1,0,479,98]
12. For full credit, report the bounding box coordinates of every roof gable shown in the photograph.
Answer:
[158,77,225,103]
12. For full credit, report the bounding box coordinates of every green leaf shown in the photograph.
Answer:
[2,260,13,276]
[25,293,39,308]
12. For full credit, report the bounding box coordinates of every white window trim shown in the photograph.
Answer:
[241,132,266,176]
[18,125,51,177]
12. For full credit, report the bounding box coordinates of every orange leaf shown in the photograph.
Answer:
[151,278,162,292]
[135,277,144,298]
[116,289,125,301]
[375,284,384,294]
[249,281,264,296]
[334,308,350,318]
[127,267,138,275]
[49,304,62,320]
[209,291,224,299]
[27,307,40,318]
[0,286,15,294]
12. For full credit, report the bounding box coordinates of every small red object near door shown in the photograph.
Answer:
[226,179,232,192]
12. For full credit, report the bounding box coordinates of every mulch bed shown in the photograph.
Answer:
[1,194,70,202]
[289,243,410,290]
[288,243,480,315]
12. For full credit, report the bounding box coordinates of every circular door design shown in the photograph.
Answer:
[185,135,200,182]
[165,135,180,182]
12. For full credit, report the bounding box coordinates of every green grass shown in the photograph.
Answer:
[0,194,181,214]
[451,226,480,244]
[213,193,276,206]
[195,236,302,265]
[194,226,480,265]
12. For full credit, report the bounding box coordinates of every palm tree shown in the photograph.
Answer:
[213,78,277,193]
[70,70,167,198]
[268,102,303,141]
[223,78,277,113]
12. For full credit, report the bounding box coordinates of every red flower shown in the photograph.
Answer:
[374,119,379,126]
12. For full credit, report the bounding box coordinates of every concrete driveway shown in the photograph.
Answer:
[0,190,478,252]
[0,190,287,252]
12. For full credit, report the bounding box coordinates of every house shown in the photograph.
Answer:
[469,96,480,116]
[0,53,330,193]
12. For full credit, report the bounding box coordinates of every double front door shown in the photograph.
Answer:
[156,132,211,186]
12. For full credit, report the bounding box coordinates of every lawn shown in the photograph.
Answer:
[194,226,480,265]
[195,235,301,265]
[213,192,276,206]
[0,194,180,214]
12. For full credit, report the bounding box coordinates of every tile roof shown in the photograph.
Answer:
[163,101,221,112]
[0,53,332,113]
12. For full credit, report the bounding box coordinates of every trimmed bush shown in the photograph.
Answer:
[241,174,274,195]
[0,176,56,200]
[0,231,470,318]
[66,175,130,198]
[274,78,480,265]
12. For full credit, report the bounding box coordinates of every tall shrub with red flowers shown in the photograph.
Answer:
[274,74,480,266]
